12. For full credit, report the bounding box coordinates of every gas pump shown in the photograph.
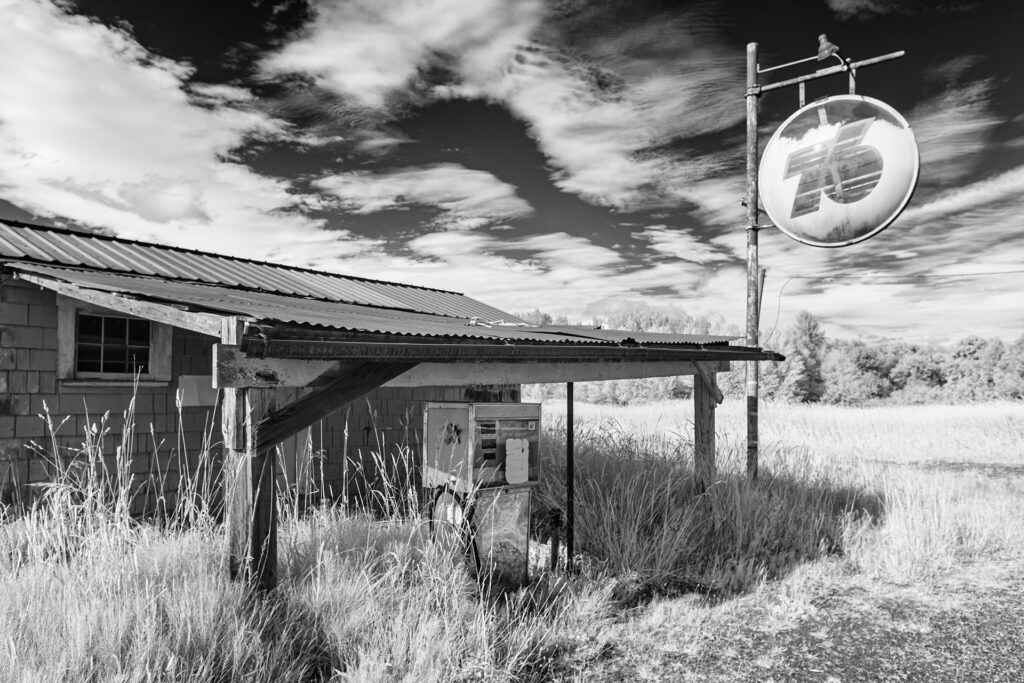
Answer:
[423,402,542,587]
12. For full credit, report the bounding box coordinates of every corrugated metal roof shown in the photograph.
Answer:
[532,325,735,345]
[0,220,519,322]
[8,263,735,347]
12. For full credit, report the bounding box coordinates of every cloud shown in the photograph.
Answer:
[908,78,1002,187]
[638,225,732,264]
[899,165,1024,226]
[481,35,743,210]
[828,0,975,20]
[321,229,712,323]
[262,0,543,109]
[314,163,533,226]
[0,0,375,264]
[266,3,744,213]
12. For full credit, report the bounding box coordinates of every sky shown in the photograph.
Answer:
[1,0,1022,345]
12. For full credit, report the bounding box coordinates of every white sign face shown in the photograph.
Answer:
[758,95,919,247]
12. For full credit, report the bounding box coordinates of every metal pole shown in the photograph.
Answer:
[745,42,760,481]
[565,382,574,573]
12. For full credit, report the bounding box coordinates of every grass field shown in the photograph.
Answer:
[2,399,1023,681]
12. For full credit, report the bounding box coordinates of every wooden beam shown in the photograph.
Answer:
[254,362,415,452]
[241,337,783,363]
[213,344,342,388]
[19,273,223,336]
[214,344,730,387]
[222,316,278,593]
[693,369,717,491]
[695,362,725,405]
[224,387,277,592]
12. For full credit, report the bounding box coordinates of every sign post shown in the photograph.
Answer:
[744,43,761,480]
[743,39,909,480]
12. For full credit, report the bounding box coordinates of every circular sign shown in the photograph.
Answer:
[758,95,919,247]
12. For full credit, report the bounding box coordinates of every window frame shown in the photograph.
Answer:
[57,297,172,384]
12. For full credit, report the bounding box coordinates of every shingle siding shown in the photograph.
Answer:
[1,279,520,512]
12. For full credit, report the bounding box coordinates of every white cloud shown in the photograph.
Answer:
[266,4,743,212]
[262,0,543,109]
[482,40,742,209]
[638,225,731,264]
[0,0,375,264]
[324,229,711,322]
[908,78,1003,187]
[898,165,1024,226]
[827,0,973,20]
[314,164,533,226]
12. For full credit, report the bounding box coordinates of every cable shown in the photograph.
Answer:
[776,268,1024,281]
[763,276,793,344]
[759,268,1021,343]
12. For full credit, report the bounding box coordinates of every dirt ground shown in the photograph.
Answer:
[561,553,1024,682]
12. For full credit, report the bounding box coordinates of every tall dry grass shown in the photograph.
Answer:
[540,399,1024,588]
[0,398,612,682]
[1,395,1022,681]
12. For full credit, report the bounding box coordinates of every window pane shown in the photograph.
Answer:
[128,346,150,373]
[128,319,150,345]
[76,313,153,376]
[105,317,127,344]
[102,345,129,373]
[78,314,103,345]
[77,344,102,372]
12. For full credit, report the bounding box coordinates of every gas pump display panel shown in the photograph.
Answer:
[423,403,541,493]
[472,404,541,487]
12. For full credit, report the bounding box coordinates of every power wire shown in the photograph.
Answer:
[760,268,1023,342]
[763,275,793,344]
[776,268,1024,280]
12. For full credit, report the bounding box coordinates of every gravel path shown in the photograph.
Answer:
[569,555,1024,682]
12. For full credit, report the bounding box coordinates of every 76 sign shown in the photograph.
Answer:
[758,95,919,248]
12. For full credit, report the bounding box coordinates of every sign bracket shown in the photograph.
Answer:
[743,40,907,480]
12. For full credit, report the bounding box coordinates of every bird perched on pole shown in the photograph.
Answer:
[817,34,841,61]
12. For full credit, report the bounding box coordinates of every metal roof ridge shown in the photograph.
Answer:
[0,218,468,296]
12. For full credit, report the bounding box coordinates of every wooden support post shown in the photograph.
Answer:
[224,387,279,592]
[221,317,279,592]
[566,382,575,574]
[222,337,415,592]
[694,369,717,490]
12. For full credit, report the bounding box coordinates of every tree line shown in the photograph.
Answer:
[518,306,1024,405]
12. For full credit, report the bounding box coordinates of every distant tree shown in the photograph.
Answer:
[783,311,826,402]
[821,341,889,405]
[516,309,553,325]
[946,336,1004,401]
[888,343,946,392]
[994,333,1024,399]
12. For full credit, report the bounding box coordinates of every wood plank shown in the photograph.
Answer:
[248,389,277,591]
[19,272,223,336]
[694,362,725,405]
[221,318,247,451]
[222,317,280,592]
[213,344,343,388]
[254,362,415,452]
[214,344,730,387]
[693,369,717,491]
[244,337,780,363]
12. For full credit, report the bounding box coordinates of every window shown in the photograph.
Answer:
[75,313,151,374]
[57,297,171,383]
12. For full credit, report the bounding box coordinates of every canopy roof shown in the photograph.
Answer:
[1,220,781,366]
